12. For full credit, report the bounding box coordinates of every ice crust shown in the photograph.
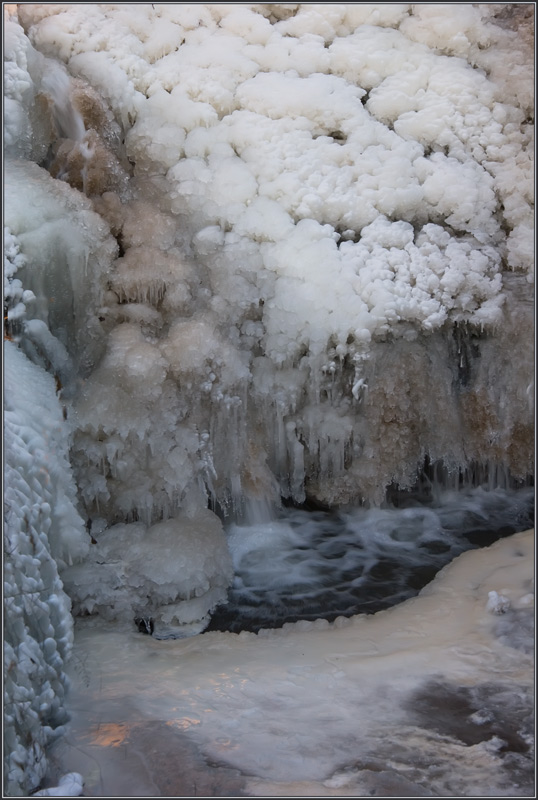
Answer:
[48,529,535,797]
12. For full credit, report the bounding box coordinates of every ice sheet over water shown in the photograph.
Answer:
[44,529,534,797]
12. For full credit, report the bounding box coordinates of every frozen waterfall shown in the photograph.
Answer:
[3,3,534,797]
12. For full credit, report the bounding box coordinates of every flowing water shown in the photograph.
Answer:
[207,486,534,633]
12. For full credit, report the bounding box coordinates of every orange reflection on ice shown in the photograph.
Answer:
[89,722,131,748]
[213,737,240,752]
[166,717,201,731]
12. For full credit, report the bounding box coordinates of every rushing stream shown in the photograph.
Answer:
[208,486,534,633]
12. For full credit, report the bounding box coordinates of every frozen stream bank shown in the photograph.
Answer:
[45,529,534,797]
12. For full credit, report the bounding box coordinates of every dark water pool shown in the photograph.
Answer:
[207,486,534,633]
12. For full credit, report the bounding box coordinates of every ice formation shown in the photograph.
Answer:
[61,512,233,637]
[3,3,534,795]
[32,772,83,797]
[3,342,88,796]
[7,2,534,522]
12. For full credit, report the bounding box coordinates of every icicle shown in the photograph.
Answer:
[286,421,305,503]
[41,63,86,143]
[78,138,95,196]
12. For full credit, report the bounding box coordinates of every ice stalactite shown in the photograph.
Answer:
[4,157,117,380]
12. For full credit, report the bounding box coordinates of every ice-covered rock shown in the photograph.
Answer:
[32,772,83,797]
[12,2,532,517]
[3,343,89,796]
[61,511,233,637]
